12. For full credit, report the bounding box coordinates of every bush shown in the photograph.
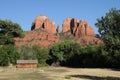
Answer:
[48,41,81,66]
[18,45,49,66]
[32,45,49,66]
[0,45,20,66]
[64,45,106,68]
[49,41,108,68]
[18,45,36,60]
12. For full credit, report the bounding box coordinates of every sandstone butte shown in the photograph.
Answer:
[14,15,102,47]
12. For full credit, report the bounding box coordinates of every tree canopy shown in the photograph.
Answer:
[0,19,24,45]
[95,8,120,67]
[0,45,20,66]
[95,8,120,51]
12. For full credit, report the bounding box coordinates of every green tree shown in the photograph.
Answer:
[18,45,36,60]
[95,8,120,50]
[95,8,120,67]
[79,45,106,68]
[49,41,81,66]
[0,45,20,66]
[18,45,49,66]
[32,45,49,66]
[0,19,24,45]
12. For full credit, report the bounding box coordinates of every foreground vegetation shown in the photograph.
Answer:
[0,8,120,68]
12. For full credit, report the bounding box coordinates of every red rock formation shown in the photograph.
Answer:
[43,18,56,33]
[62,18,72,32]
[14,16,102,47]
[75,36,102,45]
[73,20,95,38]
[14,30,60,47]
[31,15,47,30]
[62,18,95,38]
[62,18,102,45]
[56,25,61,33]
[31,15,56,34]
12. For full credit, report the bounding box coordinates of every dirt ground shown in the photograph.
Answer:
[0,66,120,80]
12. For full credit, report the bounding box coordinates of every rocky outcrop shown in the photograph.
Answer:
[31,15,56,34]
[73,20,95,38]
[31,15,47,30]
[14,15,102,47]
[75,36,102,45]
[14,30,60,47]
[62,18,102,45]
[43,18,56,33]
[62,18,72,32]
[62,18,95,38]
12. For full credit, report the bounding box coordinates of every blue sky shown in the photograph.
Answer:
[0,0,120,33]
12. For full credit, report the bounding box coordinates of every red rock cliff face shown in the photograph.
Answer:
[15,15,59,47]
[31,15,56,34]
[62,18,72,32]
[14,16,102,47]
[14,30,60,47]
[62,18,102,45]
[62,18,95,38]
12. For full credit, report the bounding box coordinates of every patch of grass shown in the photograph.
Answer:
[0,71,52,80]
[65,75,71,79]
[47,68,68,73]
[18,72,50,80]
[38,63,49,67]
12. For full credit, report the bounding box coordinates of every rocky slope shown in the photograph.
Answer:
[14,15,102,47]
[14,29,60,47]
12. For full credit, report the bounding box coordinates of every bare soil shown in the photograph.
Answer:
[0,66,120,80]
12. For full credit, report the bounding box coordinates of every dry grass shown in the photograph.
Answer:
[0,67,120,80]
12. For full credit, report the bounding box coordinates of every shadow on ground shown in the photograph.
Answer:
[70,74,120,80]
[111,68,120,71]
